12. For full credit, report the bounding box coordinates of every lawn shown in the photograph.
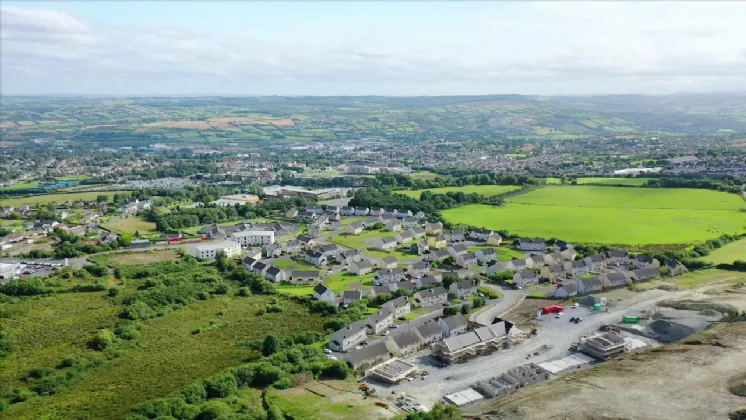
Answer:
[699,239,746,264]
[361,248,420,261]
[0,191,130,207]
[576,177,651,186]
[629,269,746,291]
[277,272,375,296]
[442,186,746,245]
[0,181,39,191]
[273,258,317,271]
[101,216,157,234]
[408,171,441,180]
[1,291,324,419]
[267,380,382,419]
[104,250,181,266]
[395,184,521,199]
[329,229,396,249]
[467,245,525,262]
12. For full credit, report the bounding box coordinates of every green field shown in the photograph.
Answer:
[408,171,441,180]
[442,186,746,245]
[576,177,651,186]
[101,216,157,234]
[329,230,393,249]
[467,245,525,262]
[699,239,746,264]
[0,191,129,207]
[273,258,318,271]
[395,184,521,199]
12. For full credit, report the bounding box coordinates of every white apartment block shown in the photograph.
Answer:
[195,241,242,259]
[231,230,275,248]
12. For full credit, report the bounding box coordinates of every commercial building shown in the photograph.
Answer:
[195,241,242,259]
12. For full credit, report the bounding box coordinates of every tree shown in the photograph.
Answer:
[460,304,470,315]
[90,329,115,351]
[442,275,458,290]
[214,251,229,272]
[263,334,281,356]
[96,195,109,203]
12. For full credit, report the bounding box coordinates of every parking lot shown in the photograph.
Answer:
[0,258,71,280]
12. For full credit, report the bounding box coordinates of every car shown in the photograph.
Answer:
[569,317,577,322]
[326,270,334,274]
[382,330,389,336]
[572,303,579,308]
[323,348,332,354]
[389,324,399,329]
[555,312,564,318]
[326,355,337,360]
[576,317,584,323]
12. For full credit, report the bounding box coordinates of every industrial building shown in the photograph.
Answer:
[578,332,626,360]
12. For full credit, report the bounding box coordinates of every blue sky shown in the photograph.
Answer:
[2,1,746,95]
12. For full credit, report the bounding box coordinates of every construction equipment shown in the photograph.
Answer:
[622,316,639,324]
[530,326,538,335]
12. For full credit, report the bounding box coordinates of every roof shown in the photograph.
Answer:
[252,261,268,271]
[393,331,422,348]
[349,222,364,229]
[474,322,507,341]
[558,283,577,294]
[572,260,587,268]
[636,254,654,263]
[518,270,538,279]
[665,259,684,268]
[196,240,240,252]
[471,228,493,235]
[411,261,428,270]
[330,319,368,343]
[442,314,468,330]
[479,248,497,256]
[292,270,320,278]
[354,260,373,269]
[384,296,409,310]
[588,254,605,263]
[549,251,563,260]
[455,279,477,290]
[417,321,442,338]
[381,237,398,244]
[399,231,414,239]
[530,254,545,263]
[633,267,660,279]
[297,235,313,242]
[606,250,629,258]
[419,276,440,286]
[511,258,527,267]
[367,308,393,324]
[442,331,481,352]
[320,244,338,252]
[418,286,446,298]
[519,237,546,244]
[460,252,476,260]
[548,264,564,273]
[373,285,396,295]
[579,276,603,288]
[452,244,468,252]
[343,290,363,300]
[345,341,390,366]
[395,281,415,290]
[242,257,257,266]
[381,256,397,263]
[306,250,325,259]
[314,283,330,295]
[377,268,404,276]
[605,272,629,286]
[266,266,282,276]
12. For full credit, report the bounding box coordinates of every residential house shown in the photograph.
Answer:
[469,228,495,242]
[565,259,590,277]
[416,275,440,288]
[427,235,448,250]
[545,251,564,266]
[554,240,573,251]
[428,249,451,262]
[297,211,318,222]
[395,280,416,293]
[378,256,398,269]
[284,240,303,254]
[349,260,373,275]
[553,282,578,299]
[605,250,630,266]
[195,241,242,259]
[408,261,429,278]
[383,296,411,318]
[456,252,478,268]
[265,266,287,283]
[340,250,363,264]
[263,244,282,258]
[341,206,355,216]
[305,250,328,267]
[398,230,415,244]
[425,222,444,235]
[513,270,539,288]
[576,277,604,295]
[289,270,322,285]
[373,284,398,296]
[448,244,469,257]
[413,286,447,307]
[231,230,275,248]
[363,216,382,228]
[665,259,688,276]
[585,254,606,271]
[343,290,363,305]
[246,247,262,260]
[372,237,398,251]
[354,207,370,216]
[402,217,418,228]
[475,248,498,264]
[375,268,406,285]
[561,248,578,261]
[449,279,478,299]
[412,227,426,238]
[443,230,465,242]
[319,244,340,259]
[344,341,390,369]
[541,264,566,281]
[486,262,510,276]
[527,254,546,269]
[385,220,402,232]
[370,207,385,216]
[365,309,394,334]
[438,314,469,338]
[414,211,426,220]
[410,242,429,255]
[285,208,299,219]
[329,320,368,352]
[631,267,660,282]
[631,254,658,269]
[242,257,258,270]
[325,209,341,221]
[417,321,444,344]
[390,331,423,357]
[251,261,269,276]
[603,272,630,289]
[517,238,547,252]
[506,258,528,271]
[346,222,364,235]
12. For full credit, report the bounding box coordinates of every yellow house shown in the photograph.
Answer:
[427,236,448,249]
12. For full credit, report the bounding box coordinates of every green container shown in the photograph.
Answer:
[622,316,639,324]
[593,304,603,311]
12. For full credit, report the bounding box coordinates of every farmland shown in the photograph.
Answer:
[442,186,746,245]
[0,191,129,207]
[396,184,522,199]
[576,177,651,186]
[699,239,746,264]
[101,216,157,234]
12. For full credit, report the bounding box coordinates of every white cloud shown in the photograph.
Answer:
[1,2,746,95]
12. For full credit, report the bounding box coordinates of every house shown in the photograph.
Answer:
[506,258,527,271]
[195,241,242,259]
[448,244,469,257]
[341,206,355,216]
[585,254,606,271]
[346,222,364,235]
[554,240,573,251]
[363,216,382,228]
[517,238,547,252]
[263,244,282,258]
[284,240,303,254]
[251,261,269,275]
[603,272,630,289]
[449,279,478,299]
[565,259,590,277]
[456,252,478,268]
[410,242,429,255]
[344,341,391,369]
[561,248,578,261]
[289,270,322,284]
[427,235,448,250]
[242,257,257,270]
[372,237,398,251]
[605,250,630,265]
[390,331,423,356]
[378,256,398,269]
[402,217,418,228]
[428,249,451,262]
[398,230,415,244]
[631,254,658,269]
[443,230,465,242]
[231,230,275,248]
[553,282,578,299]
[438,314,469,338]
[395,280,416,293]
[385,219,402,232]
[370,208,386,216]
[576,277,604,295]
[665,259,688,276]
[513,270,539,288]
[354,207,370,216]
[349,260,373,275]
[340,249,364,264]
[365,308,394,334]
[246,247,262,260]
[413,211,426,220]
[305,250,328,267]
[373,284,398,296]
[412,227,426,238]
[265,266,287,283]
[383,296,411,318]
[546,251,564,266]
[416,321,444,344]
[541,264,566,281]
[413,286,447,307]
[475,248,498,264]
[297,211,318,222]
[408,261,429,278]
[425,222,443,235]
[285,208,299,219]
[486,262,510,276]
[343,290,363,305]
[375,268,406,285]
[313,283,337,304]
[296,235,316,249]
[469,228,495,242]
[527,254,546,268]
[416,276,440,288]
[329,320,368,352]
[319,244,340,258]
[631,267,660,282]
[325,210,341,221]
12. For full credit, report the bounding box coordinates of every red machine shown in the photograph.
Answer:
[542,305,565,314]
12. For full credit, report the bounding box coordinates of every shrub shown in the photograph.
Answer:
[114,321,142,340]
[196,401,233,420]
[0,277,47,296]
[443,306,459,316]
[237,287,251,297]
[204,372,237,399]
[179,382,207,405]
[213,283,230,295]
[108,287,120,297]
[9,387,36,403]
[90,329,116,351]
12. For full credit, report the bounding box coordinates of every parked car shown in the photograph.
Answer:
[323,349,332,354]
[555,312,564,318]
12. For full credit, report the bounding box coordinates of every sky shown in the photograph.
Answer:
[2,1,746,96]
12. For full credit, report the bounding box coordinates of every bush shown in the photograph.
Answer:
[180,382,207,405]
[204,372,237,398]
[90,329,116,351]
[114,321,142,340]
[213,283,230,295]
[237,287,251,297]
[108,287,120,297]
[0,277,47,296]
[443,306,459,316]
[84,264,110,277]
[196,401,233,420]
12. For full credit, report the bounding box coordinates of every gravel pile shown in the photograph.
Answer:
[648,320,697,343]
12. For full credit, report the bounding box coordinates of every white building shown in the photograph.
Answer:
[231,230,275,248]
[195,241,242,259]
[0,262,20,280]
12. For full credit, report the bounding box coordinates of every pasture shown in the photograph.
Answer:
[101,216,157,234]
[396,184,521,199]
[576,177,651,186]
[699,239,746,264]
[0,191,129,207]
[442,186,746,245]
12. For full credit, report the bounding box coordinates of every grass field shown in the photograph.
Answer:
[0,191,129,207]
[101,216,157,234]
[467,245,525,262]
[267,380,383,419]
[699,239,746,264]
[629,269,746,291]
[273,258,318,271]
[395,184,521,199]
[408,171,441,180]
[329,230,394,249]
[105,250,181,266]
[576,177,651,186]
[442,186,746,245]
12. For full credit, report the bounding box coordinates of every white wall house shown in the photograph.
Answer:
[231,230,275,248]
[195,241,242,259]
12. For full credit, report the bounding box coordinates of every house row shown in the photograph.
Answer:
[243,257,322,285]
[329,297,412,352]
[553,268,665,298]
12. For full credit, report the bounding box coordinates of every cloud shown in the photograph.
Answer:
[1,2,746,95]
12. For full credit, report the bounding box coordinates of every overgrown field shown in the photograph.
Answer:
[698,238,746,264]
[101,216,157,234]
[0,191,130,207]
[576,177,651,186]
[443,186,746,245]
[395,184,521,199]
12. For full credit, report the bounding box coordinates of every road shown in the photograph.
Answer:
[391,286,703,409]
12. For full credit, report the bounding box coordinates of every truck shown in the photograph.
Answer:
[542,305,565,314]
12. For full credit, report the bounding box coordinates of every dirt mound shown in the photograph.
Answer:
[659,299,735,314]
[699,309,722,317]
[728,374,746,397]
[648,320,697,343]
[657,284,681,291]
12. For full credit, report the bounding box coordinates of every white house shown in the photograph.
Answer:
[346,222,364,235]
[195,240,242,259]
[605,250,629,265]
[456,252,478,268]
[231,230,275,248]
[565,259,590,277]
[553,283,577,299]
[378,256,398,269]
[408,261,429,278]
[541,264,566,281]
[343,290,363,305]
[329,320,368,352]
[313,283,337,303]
[319,244,340,258]
[365,309,394,334]
[375,268,406,285]
[517,238,547,251]
[416,276,440,288]
[349,260,374,275]
[305,250,328,267]
[513,270,539,288]
[385,220,403,232]
[468,228,495,242]
[265,266,287,283]
[341,206,355,216]
[475,248,498,264]
[372,237,398,251]
[585,254,606,271]
[631,254,658,269]
[448,244,469,257]
[425,222,443,235]
[416,322,443,344]
[383,296,411,318]
[288,270,321,284]
[413,286,447,307]
[576,277,604,295]
[449,279,478,299]
[354,207,370,216]
[438,314,469,338]
[398,230,415,244]
[443,230,465,242]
